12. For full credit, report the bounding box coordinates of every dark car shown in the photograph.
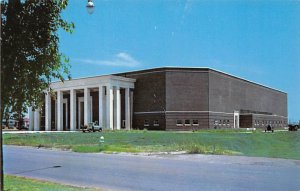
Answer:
[265,125,274,133]
[288,124,298,131]
[17,125,28,130]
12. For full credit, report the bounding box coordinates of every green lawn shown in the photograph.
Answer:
[3,130,300,159]
[4,175,101,191]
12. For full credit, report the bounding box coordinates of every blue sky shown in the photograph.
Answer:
[59,0,300,122]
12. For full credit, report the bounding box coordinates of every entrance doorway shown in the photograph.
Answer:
[78,96,93,129]
[78,97,84,129]
[234,111,239,128]
[63,98,68,130]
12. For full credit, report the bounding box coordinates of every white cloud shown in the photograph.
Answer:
[74,52,140,67]
[184,0,193,13]
[180,0,193,25]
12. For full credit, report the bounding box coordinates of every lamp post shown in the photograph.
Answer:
[86,0,95,14]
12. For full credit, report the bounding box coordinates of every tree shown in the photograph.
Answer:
[1,0,74,189]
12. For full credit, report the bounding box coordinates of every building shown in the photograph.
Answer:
[28,67,288,131]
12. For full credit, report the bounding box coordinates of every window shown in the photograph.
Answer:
[185,119,191,126]
[176,120,183,126]
[227,120,230,126]
[144,120,149,126]
[192,120,199,126]
[154,120,159,126]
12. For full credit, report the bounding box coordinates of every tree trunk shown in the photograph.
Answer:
[0,86,4,191]
[0,113,3,191]
[0,0,4,186]
[0,79,3,189]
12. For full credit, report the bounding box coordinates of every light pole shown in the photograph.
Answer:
[86,0,95,14]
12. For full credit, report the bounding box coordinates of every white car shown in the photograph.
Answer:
[82,122,102,132]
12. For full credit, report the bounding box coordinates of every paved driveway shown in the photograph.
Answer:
[4,145,300,191]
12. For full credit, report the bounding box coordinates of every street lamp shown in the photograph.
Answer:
[86,0,95,14]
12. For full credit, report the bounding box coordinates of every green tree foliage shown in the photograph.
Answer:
[1,1,74,189]
[1,0,74,116]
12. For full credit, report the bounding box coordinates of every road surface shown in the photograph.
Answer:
[4,145,300,191]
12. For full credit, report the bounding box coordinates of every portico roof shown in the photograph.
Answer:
[50,75,136,91]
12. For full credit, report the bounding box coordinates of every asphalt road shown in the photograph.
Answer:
[4,145,300,191]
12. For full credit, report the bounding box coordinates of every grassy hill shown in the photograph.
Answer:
[3,130,300,160]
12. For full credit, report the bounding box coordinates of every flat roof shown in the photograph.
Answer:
[115,66,286,94]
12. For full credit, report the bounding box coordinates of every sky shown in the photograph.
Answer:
[58,0,300,122]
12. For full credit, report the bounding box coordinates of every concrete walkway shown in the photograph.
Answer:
[2,130,78,134]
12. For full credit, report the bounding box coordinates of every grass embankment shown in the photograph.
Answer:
[4,175,101,191]
[3,130,300,159]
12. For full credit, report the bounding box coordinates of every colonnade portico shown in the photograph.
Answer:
[29,75,136,131]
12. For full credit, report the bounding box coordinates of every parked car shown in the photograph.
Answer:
[288,124,298,131]
[17,125,29,130]
[265,125,274,133]
[1,119,16,129]
[82,122,102,133]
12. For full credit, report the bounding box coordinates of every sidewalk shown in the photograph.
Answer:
[2,130,78,134]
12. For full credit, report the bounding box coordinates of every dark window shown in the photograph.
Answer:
[154,120,159,126]
[176,120,183,126]
[144,120,149,126]
[192,120,199,126]
[185,119,191,126]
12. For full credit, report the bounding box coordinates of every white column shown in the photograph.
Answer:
[125,88,131,130]
[70,89,77,131]
[57,90,63,131]
[99,86,104,127]
[114,86,121,130]
[34,108,40,131]
[28,107,34,131]
[84,87,91,125]
[106,85,114,130]
[45,92,51,131]
[113,87,117,129]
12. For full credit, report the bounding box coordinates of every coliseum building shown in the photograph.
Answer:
[28,67,288,131]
